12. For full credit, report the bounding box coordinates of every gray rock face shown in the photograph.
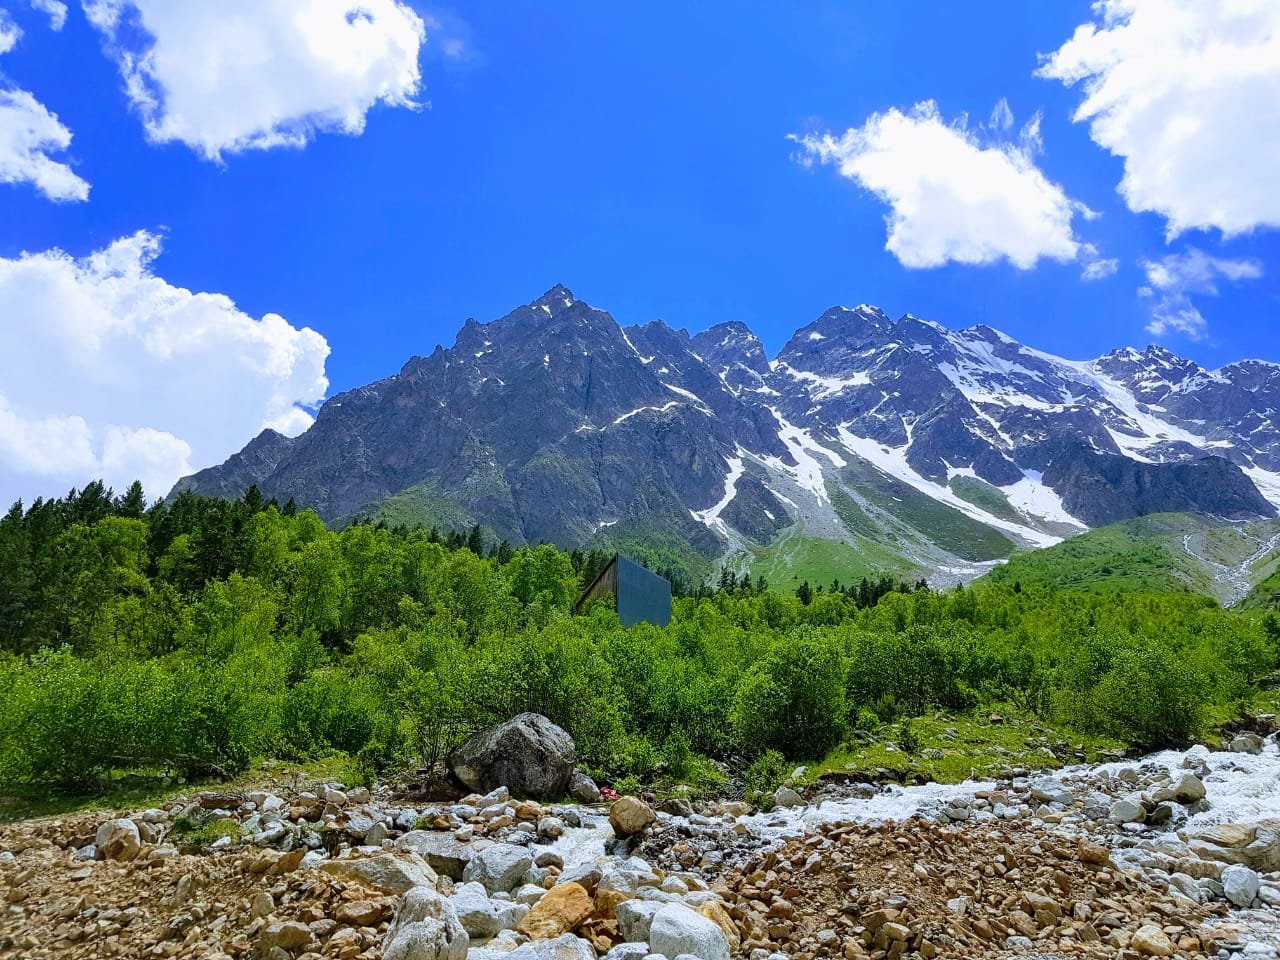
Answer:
[383,886,470,960]
[648,903,730,960]
[1109,798,1146,824]
[615,899,663,942]
[568,772,602,805]
[450,714,576,800]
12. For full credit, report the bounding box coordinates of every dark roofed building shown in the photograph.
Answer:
[574,554,672,627]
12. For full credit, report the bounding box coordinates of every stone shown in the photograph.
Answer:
[648,903,730,960]
[1222,863,1261,907]
[1170,773,1206,803]
[250,891,275,919]
[696,900,740,952]
[336,900,386,926]
[94,820,141,862]
[383,886,470,960]
[397,831,477,880]
[321,851,437,895]
[504,933,597,960]
[538,817,566,841]
[1131,924,1174,956]
[602,944,650,960]
[517,882,593,939]
[608,797,656,837]
[261,921,313,952]
[568,773,602,805]
[1077,839,1110,865]
[463,843,535,893]
[1108,798,1145,824]
[1229,733,1265,754]
[452,882,528,938]
[772,787,803,809]
[615,900,662,942]
[449,714,577,800]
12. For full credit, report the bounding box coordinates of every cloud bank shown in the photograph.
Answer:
[0,232,329,505]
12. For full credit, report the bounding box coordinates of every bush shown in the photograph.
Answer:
[731,630,847,760]
[1087,646,1207,748]
[743,749,788,810]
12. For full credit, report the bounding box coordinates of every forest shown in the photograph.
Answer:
[1,482,1277,798]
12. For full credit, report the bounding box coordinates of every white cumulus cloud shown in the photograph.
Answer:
[1138,248,1263,340]
[30,0,68,31]
[791,100,1097,272]
[0,231,329,506]
[83,0,427,160]
[1039,0,1280,238]
[0,11,88,201]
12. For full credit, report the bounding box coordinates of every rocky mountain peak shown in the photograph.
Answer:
[531,284,577,316]
[177,286,1280,584]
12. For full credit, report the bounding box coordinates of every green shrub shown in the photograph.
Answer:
[743,749,788,810]
[732,630,847,760]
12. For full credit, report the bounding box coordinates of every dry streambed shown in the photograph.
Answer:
[1,720,1278,960]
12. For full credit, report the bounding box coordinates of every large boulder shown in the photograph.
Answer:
[449,714,576,800]
[451,882,528,938]
[383,886,470,960]
[321,851,437,895]
[396,831,477,880]
[648,903,730,960]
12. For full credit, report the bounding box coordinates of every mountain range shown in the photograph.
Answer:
[176,286,1280,587]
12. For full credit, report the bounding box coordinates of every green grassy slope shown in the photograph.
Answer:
[984,513,1280,605]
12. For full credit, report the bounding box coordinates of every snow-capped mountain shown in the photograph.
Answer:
[176,286,1279,581]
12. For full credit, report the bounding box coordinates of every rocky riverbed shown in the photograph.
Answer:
[1,718,1277,960]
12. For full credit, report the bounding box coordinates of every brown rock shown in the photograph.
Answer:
[1131,923,1174,957]
[335,900,385,926]
[608,797,656,837]
[517,882,593,939]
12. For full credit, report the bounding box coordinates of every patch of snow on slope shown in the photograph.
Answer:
[612,401,682,426]
[690,455,745,535]
[662,382,713,413]
[759,410,845,503]
[1001,470,1085,528]
[834,425,1061,548]
[619,327,655,364]
[1244,466,1280,510]
[781,365,873,400]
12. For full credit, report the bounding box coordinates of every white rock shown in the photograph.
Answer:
[615,900,663,942]
[649,903,730,960]
[463,843,534,893]
[772,787,803,809]
[383,886,470,960]
[1108,798,1145,824]
[1222,863,1260,907]
[95,819,141,861]
[452,882,528,938]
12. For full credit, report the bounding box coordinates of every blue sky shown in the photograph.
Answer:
[0,0,1277,503]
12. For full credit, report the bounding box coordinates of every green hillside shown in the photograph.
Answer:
[985,513,1280,606]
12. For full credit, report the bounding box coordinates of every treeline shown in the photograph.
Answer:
[0,483,1277,792]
